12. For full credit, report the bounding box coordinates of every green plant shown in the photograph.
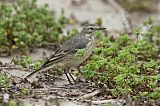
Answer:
[0,0,66,55]
[7,100,26,106]
[0,72,12,91]
[11,55,43,69]
[80,19,160,100]
[21,87,30,95]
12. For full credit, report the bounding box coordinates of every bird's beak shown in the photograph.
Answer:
[98,27,106,30]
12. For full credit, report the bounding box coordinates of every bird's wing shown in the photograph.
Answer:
[41,35,90,68]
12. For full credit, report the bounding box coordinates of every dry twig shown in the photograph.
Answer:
[91,99,126,106]
[78,89,100,99]
[0,66,32,71]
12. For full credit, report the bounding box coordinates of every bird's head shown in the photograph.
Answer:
[81,24,106,35]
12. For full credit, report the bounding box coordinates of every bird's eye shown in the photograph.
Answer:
[90,27,93,30]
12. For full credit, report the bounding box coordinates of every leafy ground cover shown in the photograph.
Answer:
[81,19,160,102]
[0,0,66,55]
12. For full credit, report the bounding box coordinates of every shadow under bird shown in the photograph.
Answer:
[25,24,106,84]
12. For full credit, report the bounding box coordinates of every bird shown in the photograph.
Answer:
[25,24,106,84]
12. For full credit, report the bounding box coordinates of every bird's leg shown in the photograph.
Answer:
[68,69,76,84]
[64,69,73,85]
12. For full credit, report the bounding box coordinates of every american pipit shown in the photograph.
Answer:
[25,24,106,84]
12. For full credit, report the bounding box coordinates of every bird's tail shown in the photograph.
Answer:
[25,50,65,79]
[25,67,43,79]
